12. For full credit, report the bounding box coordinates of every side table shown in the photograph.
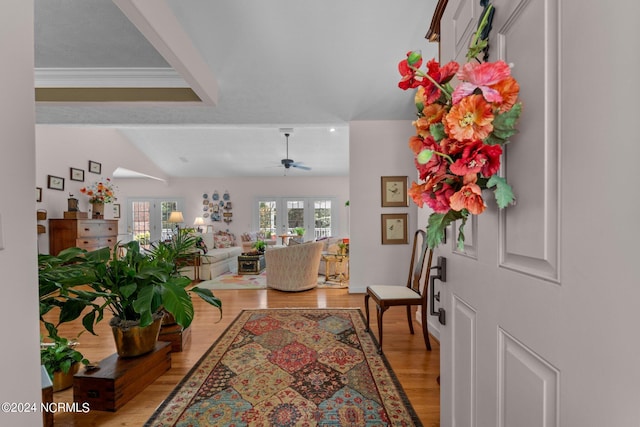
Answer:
[322,254,349,283]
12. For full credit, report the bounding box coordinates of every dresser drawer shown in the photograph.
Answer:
[76,237,117,251]
[77,221,117,238]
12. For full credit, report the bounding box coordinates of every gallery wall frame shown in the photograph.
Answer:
[36,187,42,202]
[381,213,408,244]
[381,176,408,207]
[113,204,121,219]
[88,160,101,174]
[70,167,85,182]
[47,175,65,191]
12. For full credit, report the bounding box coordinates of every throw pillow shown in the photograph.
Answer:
[214,234,233,248]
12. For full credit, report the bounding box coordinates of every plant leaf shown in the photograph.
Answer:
[426,210,465,248]
[487,175,515,208]
[485,103,522,145]
[82,311,97,335]
[160,281,194,328]
[132,284,157,327]
[430,123,446,141]
[190,287,223,321]
[457,215,468,251]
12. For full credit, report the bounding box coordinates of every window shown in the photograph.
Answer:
[254,197,337,239]
[129,198,183,248]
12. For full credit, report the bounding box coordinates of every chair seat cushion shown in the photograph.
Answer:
[367,285,421,301]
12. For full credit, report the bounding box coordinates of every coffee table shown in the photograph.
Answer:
[238,253,266,275]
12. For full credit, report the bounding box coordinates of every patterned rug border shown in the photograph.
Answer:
[145,308,422,426]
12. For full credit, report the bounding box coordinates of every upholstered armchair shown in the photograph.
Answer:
[264,241,324,292]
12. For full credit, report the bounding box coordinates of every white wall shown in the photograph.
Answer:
[0,1,42,425]
[348,121,418,293]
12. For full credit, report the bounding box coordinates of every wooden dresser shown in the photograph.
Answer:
[49,219,118,255]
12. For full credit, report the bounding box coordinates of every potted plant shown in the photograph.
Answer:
[294,227,305,237]
[40,336,89,392]
[38,241,222,358]
[252,240,266,253]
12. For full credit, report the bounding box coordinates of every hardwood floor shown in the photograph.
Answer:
[46,288,440,426]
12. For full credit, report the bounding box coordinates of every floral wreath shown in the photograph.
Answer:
[397,3,522,250]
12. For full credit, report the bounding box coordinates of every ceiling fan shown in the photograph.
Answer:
[280,131,311,171]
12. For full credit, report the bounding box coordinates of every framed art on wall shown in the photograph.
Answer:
[88,160,101,174]
[70,167,84,182]
[381,213,408,244]
[47,175,65,191]
[381,176,408,207]
[36,187,42,202]
[113,204,121,219]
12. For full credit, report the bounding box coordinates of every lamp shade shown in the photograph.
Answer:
[193,217,205,226]
[168,211,184,223]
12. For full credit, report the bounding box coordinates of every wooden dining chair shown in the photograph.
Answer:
[364,229,433,353]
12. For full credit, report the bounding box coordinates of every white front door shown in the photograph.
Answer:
[436,0,640,425]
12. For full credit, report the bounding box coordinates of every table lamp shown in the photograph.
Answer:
[168,211,184,234]
[193,217,205,232]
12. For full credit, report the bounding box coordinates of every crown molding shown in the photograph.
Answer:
[34,67,189,88]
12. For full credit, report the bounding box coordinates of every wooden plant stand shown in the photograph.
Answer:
[73,341,171,411]
[159,324,192,352]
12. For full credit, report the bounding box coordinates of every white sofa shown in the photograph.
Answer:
[180,232,242,280]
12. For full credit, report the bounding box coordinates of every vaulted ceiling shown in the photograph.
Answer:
[34,0,439,177]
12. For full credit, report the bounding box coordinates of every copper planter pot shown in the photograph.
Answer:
[111,315,163,358]
[52,362,80,392]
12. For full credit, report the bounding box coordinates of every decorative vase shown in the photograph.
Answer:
[110,314,163,358]
[90,201,104,219]
[52,362,80,392]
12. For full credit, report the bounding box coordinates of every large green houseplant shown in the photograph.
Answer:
[39,240,221,356]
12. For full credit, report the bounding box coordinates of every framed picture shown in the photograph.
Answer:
[36,187,42,202]
[47,175,65,191]
[88,160,102,174]
[381,213,408,244]
[70,167,85,182]
[113,204,121,219]
[381,176,408,207]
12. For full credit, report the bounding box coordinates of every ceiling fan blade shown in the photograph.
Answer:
[292,162,311,171]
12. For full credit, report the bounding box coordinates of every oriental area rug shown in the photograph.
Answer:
[145,308,421,426]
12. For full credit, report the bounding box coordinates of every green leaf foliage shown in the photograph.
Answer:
[484,103,522,145]
[430,123,446,141]
[190,287,223,320]
[487,175,515,208]
[160,281,195,328]
[38,238,222,343]
[40,337,89,378]
[456,215,469,252]
[426,210,466,248]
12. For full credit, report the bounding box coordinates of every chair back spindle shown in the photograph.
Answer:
[408,230,433,296]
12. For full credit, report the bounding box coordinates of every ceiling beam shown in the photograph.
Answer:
[113,0,219,106]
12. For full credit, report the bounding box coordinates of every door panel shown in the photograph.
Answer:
[498,0,559,281]
[437,1,640,425]
[439,0,561,425]
[452,296,476,427]
[498,329,559,427]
